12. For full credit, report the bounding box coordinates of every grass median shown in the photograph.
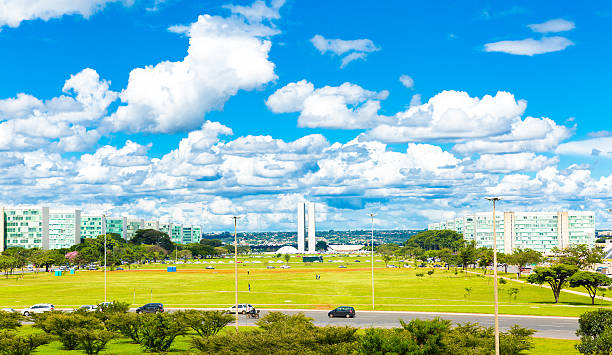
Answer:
[0,256,609,317]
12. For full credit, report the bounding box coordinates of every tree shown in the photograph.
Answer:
[527,264,579,303]
[569,271,612,305]
[138,313,187,352]
[72,328,117,355]
[508,249,542,278]
[458,241,477,271]
[405,230,464,251]
[176,310,233,337]
[315,240,328,252]
[130,229,174,251]
[477,247,494,275]
[0,331,53,355]
[552,244,603,270]
[283,254,290,264]
[576,309,612,355]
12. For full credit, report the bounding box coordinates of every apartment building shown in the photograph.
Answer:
[428,211,595,254]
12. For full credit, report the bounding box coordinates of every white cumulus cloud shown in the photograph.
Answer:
[266,80,389,129]
[528,18,575,33]
[105,11,279,134]
[484,36,574,56]
[399,74,414,88]
[472,153,559,173]
[0,0,131,29]
[556,137,612,158]
[310,34,380,68]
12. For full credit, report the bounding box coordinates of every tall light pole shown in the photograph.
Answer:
[368,213,376,310]
[102,213,107,303]
[485,197,501,355]
[232,216,241,333]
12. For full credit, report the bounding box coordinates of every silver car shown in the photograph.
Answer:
[23,304,54,316]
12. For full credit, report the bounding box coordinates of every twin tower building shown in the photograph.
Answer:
[297,202,316,253]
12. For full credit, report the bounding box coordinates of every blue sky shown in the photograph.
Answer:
[0,0,610,231]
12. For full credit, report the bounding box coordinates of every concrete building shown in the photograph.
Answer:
[80,214,104,239]
[47,209,81,250]
[428,211,595,254]
[297,203,306,252]
[297,201,316,253]
[106,217,127,239]
[126,219,144,240]
[2,207,47,251]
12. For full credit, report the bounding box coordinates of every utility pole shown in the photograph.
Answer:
[485,197,501,355]
[103,213,107,303]
[232,216,241,333]
[368,213,376,310]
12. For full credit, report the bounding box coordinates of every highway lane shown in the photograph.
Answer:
[226,309,579,339]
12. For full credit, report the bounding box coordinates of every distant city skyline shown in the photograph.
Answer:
[0,1,610,231]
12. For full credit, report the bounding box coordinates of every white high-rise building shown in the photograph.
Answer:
[297,203,306,252]
[428,210,595,254]
[308,202,316,253]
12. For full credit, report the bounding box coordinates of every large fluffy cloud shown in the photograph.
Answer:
[368,90,526,141]
[556,137,612,158]
[0,68,117,152]
[105,10,279,134]
[0,0,131,28]
[266,80,389,129]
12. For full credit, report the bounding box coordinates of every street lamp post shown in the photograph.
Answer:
[485,197,501,355]
[232,216,241,333]
[368,213,376,310]
[102,213,107,303]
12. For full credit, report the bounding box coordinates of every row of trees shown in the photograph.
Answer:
[0,229,245,277]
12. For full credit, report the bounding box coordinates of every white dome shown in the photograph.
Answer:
[276,246,300,254]
[328,244,364,252]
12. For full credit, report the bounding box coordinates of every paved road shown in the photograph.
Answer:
[226,309,579,339]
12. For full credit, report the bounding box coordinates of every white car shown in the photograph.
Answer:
[280,265,291,269]
[1,308,17,313]
[226,304,254,314]
[23,304,54,316]
[78,305,98,312]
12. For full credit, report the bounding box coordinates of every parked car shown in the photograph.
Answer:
[280,265,291,269]
[386,265,398,268]
[136,303,164,314]
[205,266,215,270]
[226,304,254,314]
[78,305,98,312]
[338,265,347,269]
[1,308,17,313]
[328,306,355,318]
[354,260,361,262]
[266,266,275,269]
[22,304,54,316]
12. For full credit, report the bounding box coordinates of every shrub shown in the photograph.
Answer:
[105,313,142,343]
[576,309,612,354]
[359,328,421,354]
[176,310,233,337]
[0,331,53,355]
[444,322,534,354]
[138,313,187,352]
[416,273,424,278]
[40,313,103,350]
[0,311,23,330]
[427,270,435,276]
[499,278,507,285]
[71,328,118,355]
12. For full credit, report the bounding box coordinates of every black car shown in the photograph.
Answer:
[328,306,355,318]
[136,303,164,314]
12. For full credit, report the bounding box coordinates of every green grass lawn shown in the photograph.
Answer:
[527,337,579,355]
[0,256,608,317]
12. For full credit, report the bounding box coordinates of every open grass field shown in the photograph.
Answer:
[0,255,609,317]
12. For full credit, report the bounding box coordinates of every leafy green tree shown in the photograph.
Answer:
[458,241,477,271]
[0,311,23,330]
[0,256,19,278]
[283,254,291,263]
[105,313,141,343]
[508,249,542,278]
[71,328,117,355]
[477,247,494,275]
[527,264,579,303]
[569,271,612,305]
[405,229,464,251]
[575,309,612,355]
[138,313,187,352]
[315,240,328,251]
[130,229,174,251]
[40,313,104,350]
[176,310,233,337]
[552,244,604,270]
[0,331,53,355]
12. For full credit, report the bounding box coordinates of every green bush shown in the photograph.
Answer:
[105,313,142,343]
[427,270,435,276]
[40,312,103,350]
[176,310,233,337]
[0,331,53,355]
[138,313,187,352]
[0,311,23,330]
[444,322,535,355]
[576,309,612,354]
[70,328,117,355]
